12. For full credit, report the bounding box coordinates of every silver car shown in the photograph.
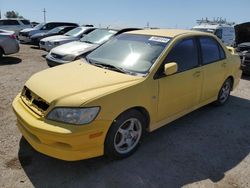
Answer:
[0,19,32,35]
[39,27,95,51]
[0,30,19,58]
[46,28,140,67]
[19,22,79,43]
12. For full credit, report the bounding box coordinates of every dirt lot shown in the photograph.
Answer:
[0,44,250,188]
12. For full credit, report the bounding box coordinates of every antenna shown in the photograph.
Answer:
[42,8,46,23]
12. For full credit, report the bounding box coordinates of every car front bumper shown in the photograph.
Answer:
[46,53,71,67]
[18,35,31,43]
[12,94,111,161]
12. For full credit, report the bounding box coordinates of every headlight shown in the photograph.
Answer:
[63,54,76,61]
[54,42,60,45]
[47,107,100,125]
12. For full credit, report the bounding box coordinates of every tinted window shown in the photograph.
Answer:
[20,20,30,25]
[215,29,222,39]
[199,37,221,64]
[1,20,19,25]
[165,38,199,72]
[218,44,226,59]
[60,27,74,34]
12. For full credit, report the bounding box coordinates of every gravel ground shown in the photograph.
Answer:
[0,44,250,188]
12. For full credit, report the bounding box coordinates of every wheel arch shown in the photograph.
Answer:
[227,75,234,91]
[114,106,151,130]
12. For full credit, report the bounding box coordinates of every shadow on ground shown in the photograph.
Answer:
[30,46,40,50]
[17,96,250,188]
[0,57,22,65]
[241,74,250,81]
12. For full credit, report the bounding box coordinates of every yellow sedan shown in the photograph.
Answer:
[12,29,242,161]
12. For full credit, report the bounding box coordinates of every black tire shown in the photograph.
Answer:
[0,48,3,58]
[215,78,233,106]
[104,109,146,159]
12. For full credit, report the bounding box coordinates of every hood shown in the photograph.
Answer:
[25,60,142,104]
[20,28,36,33]
[31,32,46,39]
[235,22,250,45]
[41,35,75,42]
[50,41,98,56]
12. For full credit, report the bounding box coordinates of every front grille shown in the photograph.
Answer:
[21,86,49,115]
[20,32,29,37]
[51,53,64,59]
[40,41,45,45]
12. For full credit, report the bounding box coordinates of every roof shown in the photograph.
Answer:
[193,24,233,29]
[127,29,202,38]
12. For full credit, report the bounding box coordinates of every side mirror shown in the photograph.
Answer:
[164,62,178,76]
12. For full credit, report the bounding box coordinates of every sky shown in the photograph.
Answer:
[0,0,250,29]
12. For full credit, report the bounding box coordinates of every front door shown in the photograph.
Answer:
[157,38,203,122]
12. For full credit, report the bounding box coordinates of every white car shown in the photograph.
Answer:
[0,19,32,35]
[0,30,20,58]
[39,26,95,51]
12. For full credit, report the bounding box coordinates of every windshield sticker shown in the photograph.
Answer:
[149,36,170,43]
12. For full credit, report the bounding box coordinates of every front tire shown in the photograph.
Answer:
[104,110,146,159]
[215,78,232,106]
[0,48,3,58]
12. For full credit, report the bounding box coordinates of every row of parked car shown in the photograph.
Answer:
[0,19,250,75]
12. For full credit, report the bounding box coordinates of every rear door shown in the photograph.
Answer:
[198,36,227,102]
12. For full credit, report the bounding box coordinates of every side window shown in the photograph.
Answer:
[20,20,30,25]
[218,44,226,59]
[215,29,222,39]
[199,37,223,65]
[3,20,19,25]
[165,38,199,72]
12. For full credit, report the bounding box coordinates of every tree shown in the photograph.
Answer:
[5,11,23,19]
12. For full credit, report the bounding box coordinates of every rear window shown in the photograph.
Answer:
[20,20,30,25]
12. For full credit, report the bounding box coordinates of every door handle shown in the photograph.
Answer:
[222,62,227,67]
[193,71,201,77]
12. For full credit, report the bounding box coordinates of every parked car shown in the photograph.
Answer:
[0,19,32,35]
[30,26,77,45]
[0,29,19,58]
[235,22,250,75]
[46,28,140,67]
[39,26,95,51]
[12,29,242,161]
[18,22,79,43]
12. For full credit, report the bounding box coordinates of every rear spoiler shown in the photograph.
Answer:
[226,46,237,55]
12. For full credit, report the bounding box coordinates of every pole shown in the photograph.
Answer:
[42,8,46,23]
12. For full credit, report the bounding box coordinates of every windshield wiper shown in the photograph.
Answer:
[82,40,94,44]
[86,58,136,75]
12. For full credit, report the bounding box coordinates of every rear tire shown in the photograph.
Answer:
[215,78,233,106]
[104,110,146,159]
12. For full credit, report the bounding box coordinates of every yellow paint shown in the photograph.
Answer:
[12,29,242,161]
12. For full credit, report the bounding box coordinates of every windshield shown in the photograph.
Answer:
[86,34,170,75]
[64,27,82,37]
[80,29,117,44]
[47,27,63,34]
[34,23,45,29]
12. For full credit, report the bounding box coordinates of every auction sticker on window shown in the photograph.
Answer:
[149,36,170,43]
